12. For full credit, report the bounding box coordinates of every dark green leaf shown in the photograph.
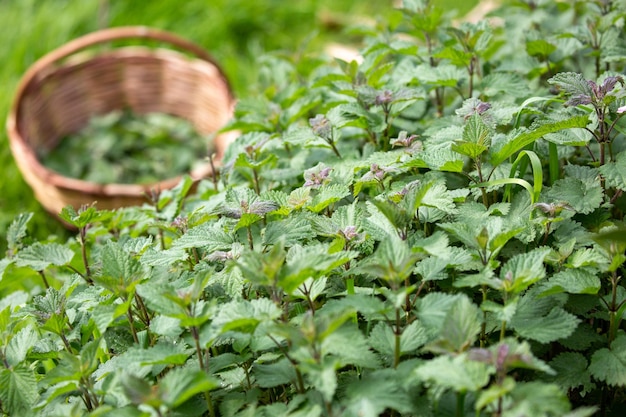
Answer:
[589,333,626,387]
[15,242,75,271]
[0,365,38,414]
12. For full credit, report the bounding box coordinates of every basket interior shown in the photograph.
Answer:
[17,47,233,154]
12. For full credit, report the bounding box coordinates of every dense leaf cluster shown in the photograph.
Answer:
[2,0,626,416]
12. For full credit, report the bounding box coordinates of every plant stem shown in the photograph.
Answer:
[252,168,261,195]
[191,325,216,417]
[480,285,488,348]
[456,391,466,417]
[38,270,50,289]
[247,226,254,250]
[126,310,139,344]
[208,152,219,192]
[394,308,402,368]
[79,227,93,284]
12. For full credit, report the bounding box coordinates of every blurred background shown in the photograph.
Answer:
[0,0,479,248]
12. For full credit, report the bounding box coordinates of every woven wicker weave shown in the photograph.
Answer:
[6,26,236,216]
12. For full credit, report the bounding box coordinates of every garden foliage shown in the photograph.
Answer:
[3,0,626,415]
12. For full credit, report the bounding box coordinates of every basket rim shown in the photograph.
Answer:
[6,26,236,198]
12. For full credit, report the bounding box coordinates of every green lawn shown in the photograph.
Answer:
[0,0,476,249]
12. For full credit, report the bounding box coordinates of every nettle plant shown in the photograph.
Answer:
[4,0,626,416]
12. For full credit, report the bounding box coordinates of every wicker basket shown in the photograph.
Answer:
[6,26,236,216]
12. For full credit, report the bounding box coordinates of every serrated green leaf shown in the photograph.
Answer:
[546,177,603,214]
[415,354,492,392]
[549,352,595,396]
[540,268,601,296]
[58,205,112,229]
[343,367,415,415]
[599,151,626,191]
[100,240,143,283]
[463,113,492,146]
[421,183,456,214]
[6,212,32,254]
[15,242,75,271]
[480,72,529,98]
[140,247,189,267]
[422,144,465,172]
[426,295,482,354]
[510,291,580,343]
[414,256,448,281]
[253,357,297,388]
[293,277,327,303]
[306,184,350,213]
[159,367,218,408]
[507,382,571,416]
[0,365,38,414]
[589,333,626,387]
[451,141,488,159]
[548,72,592,98]
[136,342,193,366]
[323,324,380,368]
[416,292,463,335]
[303,361,337,402]
[364,201,401,241]
[212,298,281,335]
[262,215,315,246]
[565,248,608,269]
[526,39,556,57]
[5,325,38,366]
[499,247,550,294]
[173,223,235,251]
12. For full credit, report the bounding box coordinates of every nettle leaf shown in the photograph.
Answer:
[280,244,356,294]
[414,256,448,281]
[510,290,580,343]
[159,367,219,409]
[293,277,327,303]
[421,144,465,172]
[589,333,626,387]
[414,354,492,392]
[416,292,464,336]
[548,72,592,98]
[480,72,529,98]
[212,298,281,335]
[5,325,38,366]
[140,247,189,267]
[540,268,601,296]
[100,240,143,283]
[307,184,350,213]
[425,295,482,354]
[506,382,571,417]
[599,151,626,191]
[452,114,492,159]
[549,352,595,396]
[15,242,75,271]
[173,223,234,252]
[364,201,400,241]
[544,128,592,146]
[499,247,550,294]
[6,212,32,255]
[323,323,380,369]
[253,358,298,392]
[546,177,603,214]
[58,204,112,229]
[0,365,38,414]
[262,215,315,246]
[415,63,467,88]
[420,182,456,214]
